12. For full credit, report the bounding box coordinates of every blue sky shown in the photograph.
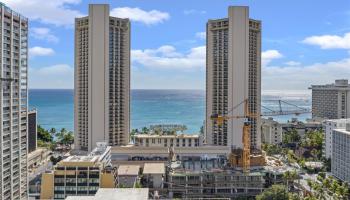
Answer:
[4,0,350,93]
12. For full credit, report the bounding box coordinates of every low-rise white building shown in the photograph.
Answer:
[261,118,283,145]
[133,134,204,147]
[332,124,350,182]
[323,119,349,159]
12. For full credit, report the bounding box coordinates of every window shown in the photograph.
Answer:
[54,186,65,191]
[89,178,99,183]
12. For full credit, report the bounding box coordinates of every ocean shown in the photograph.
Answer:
[29,89,312,134]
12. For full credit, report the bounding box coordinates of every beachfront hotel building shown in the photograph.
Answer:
[309,79,350,119]
[206,6,262,150]
[0,3,29,200]
[74,4,130,152]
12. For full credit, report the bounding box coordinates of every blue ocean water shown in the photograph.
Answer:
[29,89,312,134]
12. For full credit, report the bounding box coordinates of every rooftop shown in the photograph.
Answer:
[63,155,100,162]
[134,134,200,138]
[143,163,165,174]
[65,188,149,200]
[117,165,140,176]
[309,79,350,90]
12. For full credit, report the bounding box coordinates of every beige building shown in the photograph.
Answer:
[74,4,130,152]
[309,79,350,119]
[261,118,282,145]
[117,165,140,188]
[0,3,29,200]
[133,134,204,147]
[28,148,51,170]
[206,6,261,150]
[40,145,115,199]
[142,163,165,189]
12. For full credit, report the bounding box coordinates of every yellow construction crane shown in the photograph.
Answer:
[210,99,259,173]
[210,98,311,173]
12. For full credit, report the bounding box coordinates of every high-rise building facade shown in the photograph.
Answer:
[323,119,349,159]
[309,79,350,119]
[0,3,29,199]
[332,123,350,183]
[74,4,130,152]
[28,109,37,153]
[206,6,261,150]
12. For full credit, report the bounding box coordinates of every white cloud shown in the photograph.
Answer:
[285,61,301,66]
[132,45,205,69]
[31,27,59,43]
[111,7,169,25]
[29,46,55,57]
[263,58,350,91]
[302,32,350,49]
[29,64,73,89]
[2,0,83,26]
[195,32,206,40]
[261,50,283,66]
[184,9,206,15]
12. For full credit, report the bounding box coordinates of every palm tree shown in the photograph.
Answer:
[56,128,67,143]
[49,127,56,137]
[141,127,149,134]
[61,131,74,148]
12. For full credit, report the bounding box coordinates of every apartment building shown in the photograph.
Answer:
[206,6,262,150]
[323,119,349,159]
[331,124,350,183]
[0,3,29,200]
[261,118,282,145]
[74,4,130,152]
[309,79,350,119]
[133,134,204,147]
[40,144,115,199]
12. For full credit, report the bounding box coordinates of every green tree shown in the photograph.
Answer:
[262,144,282,156]
[141,127,149,134]
[256,185,289,200]
[37,125,53,143]
[49,127,56,137]
[283,170,298,192]
[283,129,301,144]
[56,128,67,143]
[60,131,74,147]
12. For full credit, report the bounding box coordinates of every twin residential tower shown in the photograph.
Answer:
[74,5,262,153]
[74,4,130,152]
[206,6,262,150]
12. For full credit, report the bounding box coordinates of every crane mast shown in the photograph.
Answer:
[211,98,311,173]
